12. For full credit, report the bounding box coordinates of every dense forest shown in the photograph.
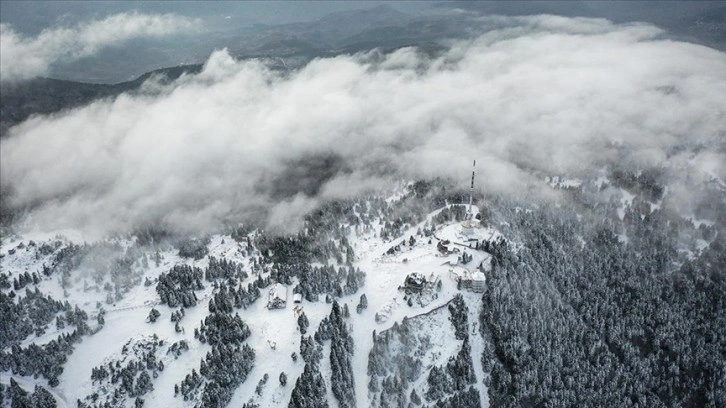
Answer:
[479,184,725,407]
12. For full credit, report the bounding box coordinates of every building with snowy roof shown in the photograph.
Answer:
[267,283,288,309]
[437,240,452,255]
[469,271,486,293]
[402,272,427,294]
[456,270,487,293]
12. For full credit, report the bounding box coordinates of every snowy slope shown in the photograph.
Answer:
[1,203,497,408]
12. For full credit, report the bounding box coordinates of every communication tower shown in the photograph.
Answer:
[468,160,476,215]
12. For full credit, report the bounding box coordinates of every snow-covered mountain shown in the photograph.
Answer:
[2,4,725,406]
[1,185,500,407]
[2,172,724,407]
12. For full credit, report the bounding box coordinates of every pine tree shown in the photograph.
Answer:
[134,371,153,396]
[288,363,328,408]
[297,313,309,335]
[147,308,160,323]
[8,378,30,408]
[357,293,368,314]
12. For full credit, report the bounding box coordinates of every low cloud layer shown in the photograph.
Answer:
[1,15,725,236]
[0,12,199,83]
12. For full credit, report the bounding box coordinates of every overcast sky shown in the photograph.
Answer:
[2,1,723,83]
[0,2,438,82]
[0,1,427,34]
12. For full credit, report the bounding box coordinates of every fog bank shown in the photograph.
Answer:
[2,15,725,236]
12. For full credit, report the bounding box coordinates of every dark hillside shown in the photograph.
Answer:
[0,64,202,137]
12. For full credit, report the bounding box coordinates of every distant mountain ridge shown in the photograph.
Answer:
[0,41,444,138]
[0,64,203,137]
[2,2,723,137]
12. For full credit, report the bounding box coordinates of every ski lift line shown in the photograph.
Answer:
[101,292,213,315]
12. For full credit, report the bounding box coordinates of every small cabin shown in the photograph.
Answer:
[267,283,288,309]
[293,293,303,304]
[402,272,427,294]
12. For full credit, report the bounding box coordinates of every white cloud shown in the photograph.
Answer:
[1,16,725,236]
[0,12,200,83]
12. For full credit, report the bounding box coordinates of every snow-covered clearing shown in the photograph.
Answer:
[2,204,497,407]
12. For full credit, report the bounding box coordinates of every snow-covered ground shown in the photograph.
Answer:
[2,205,496,407]
[348,205,493,406]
